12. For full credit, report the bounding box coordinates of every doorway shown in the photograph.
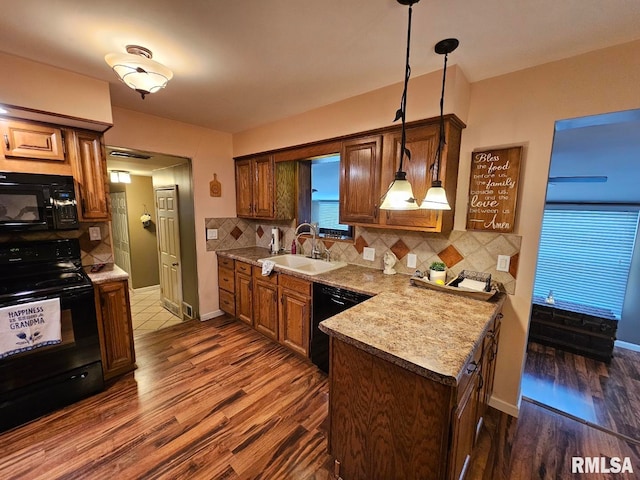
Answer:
[106,146,198,336]
[521,109,640,441]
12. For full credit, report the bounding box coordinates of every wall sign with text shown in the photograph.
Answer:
[466,146,522,232]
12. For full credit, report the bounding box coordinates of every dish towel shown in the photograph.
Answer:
[262,260,276,276]
[0,298,62,359]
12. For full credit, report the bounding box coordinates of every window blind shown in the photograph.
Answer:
[533,209,639,319]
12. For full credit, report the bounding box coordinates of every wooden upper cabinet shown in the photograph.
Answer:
[235,158,254,216]
[381,116,463,233]
[234,155,295,220]
[339,135,382,224]
[253,155,275,218]
[1,119,65,161]
[68,129,110,222]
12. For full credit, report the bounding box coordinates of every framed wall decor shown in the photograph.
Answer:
[466,146,523,232]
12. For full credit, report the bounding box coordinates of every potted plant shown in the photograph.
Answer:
[429,261,447,284]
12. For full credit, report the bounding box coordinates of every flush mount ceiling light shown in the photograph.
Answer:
[105,45,173,100]
[380,0,420,211]
[110,170,132,184]
[420,38,459,210]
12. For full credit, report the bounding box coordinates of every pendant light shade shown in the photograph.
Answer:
[421,180,451,210]
[380,0,420,211]
[380,172,419,210]
[420,38,458,210]
[105,45,173,99]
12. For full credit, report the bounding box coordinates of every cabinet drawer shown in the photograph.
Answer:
[253,266,278,284]
[218,267,235,292]
[218,256,234,269]
[219,289,236,316]
[235,261,252,275]
[279,274,311,295]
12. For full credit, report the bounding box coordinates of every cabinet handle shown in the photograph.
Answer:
[496,313,504,320]
[466,360,478,374]
[3,134,9,150]
[486,329,495,339]
[478,372,484,390]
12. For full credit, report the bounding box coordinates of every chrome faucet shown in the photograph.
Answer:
[294,222,320,259]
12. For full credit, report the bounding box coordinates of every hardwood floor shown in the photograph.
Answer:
[3,319,638,479]
[522,341,640,442]
[0,317,333,479]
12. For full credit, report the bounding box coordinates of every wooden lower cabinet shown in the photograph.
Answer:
[278,275,311,357]
[329,313,502,480]
[235,269,253,326]
[253,266,278,340]
[94,280,136,381]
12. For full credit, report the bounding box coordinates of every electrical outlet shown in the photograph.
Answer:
[497,255,511,272]
[363,247,375,261]
[206,228,218,240]
[89,226,101,241]
[407,253,417,269]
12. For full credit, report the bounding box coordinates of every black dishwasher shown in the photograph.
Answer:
[312,283,372,373]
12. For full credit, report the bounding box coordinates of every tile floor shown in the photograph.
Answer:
[130,285,184,335]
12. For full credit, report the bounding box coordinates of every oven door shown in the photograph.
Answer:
[0,286,102,393]
[0,183,50,231]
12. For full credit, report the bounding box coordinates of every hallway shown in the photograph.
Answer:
[129,285,184,336]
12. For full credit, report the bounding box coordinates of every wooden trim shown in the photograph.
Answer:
[234,114,465,161]
[1,103,113,133]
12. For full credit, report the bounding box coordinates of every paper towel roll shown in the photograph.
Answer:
[271,227,280,253]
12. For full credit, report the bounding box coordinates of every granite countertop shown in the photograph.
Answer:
[85,263,129,284]
[217,247,506,387]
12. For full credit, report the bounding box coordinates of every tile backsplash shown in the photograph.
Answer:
[0,222,113,266]
[206,217,521,294]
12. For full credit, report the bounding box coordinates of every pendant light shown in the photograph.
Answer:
[420,38,459,210]
[380,0,420,211]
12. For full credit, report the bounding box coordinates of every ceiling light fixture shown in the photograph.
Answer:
[110,170,132,184]
[105,45,173,100]
[420,38,459,210]
[380,0,420,211]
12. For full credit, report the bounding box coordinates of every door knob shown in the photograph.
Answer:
[172,262,179,266]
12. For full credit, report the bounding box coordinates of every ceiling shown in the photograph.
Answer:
[1,1,640,133]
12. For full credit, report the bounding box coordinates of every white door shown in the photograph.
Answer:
[111,191,132,278]
[155,186,183,317]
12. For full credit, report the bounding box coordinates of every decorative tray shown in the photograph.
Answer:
[410,270,499,301]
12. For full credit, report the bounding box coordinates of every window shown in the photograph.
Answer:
[299,154,353,239]
[533,207,639,319]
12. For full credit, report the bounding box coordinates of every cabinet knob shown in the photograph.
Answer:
[466,360,478,374]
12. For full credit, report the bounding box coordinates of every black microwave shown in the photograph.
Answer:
[0,172,79,231]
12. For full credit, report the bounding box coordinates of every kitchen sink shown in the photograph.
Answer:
[258,254,347,276]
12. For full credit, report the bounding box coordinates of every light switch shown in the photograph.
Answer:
[206,228,218,240]
[363,247,375,261]
[497,255,511,272]
[407,253,417,268]
[89,226,101,241]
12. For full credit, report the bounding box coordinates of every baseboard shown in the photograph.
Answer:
[489,395,520,418]
[132,284,160,295]
[200,309,226,321]
[615,340,640,352]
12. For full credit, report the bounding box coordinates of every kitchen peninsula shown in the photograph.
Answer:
[217,247,505,480]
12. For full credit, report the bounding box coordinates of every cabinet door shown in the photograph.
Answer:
[1,119,65,161]
[279,288,310,357]
[95,281,136,380]
[450,375,480,480]
[70,130,110,221]
[339,135,382,224]
[254,279,278,340]
[253,155,275,218]
[235,271,253,326]
[235,159,253,217]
